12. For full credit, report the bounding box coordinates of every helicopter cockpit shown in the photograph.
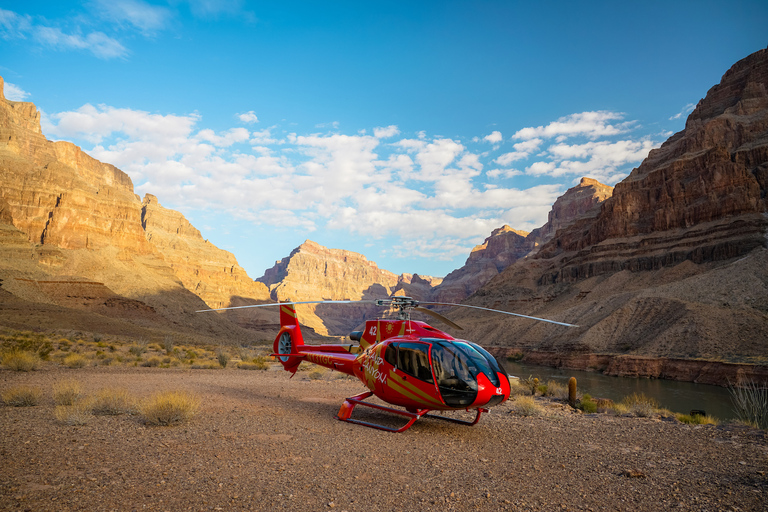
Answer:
[384,338,508,407]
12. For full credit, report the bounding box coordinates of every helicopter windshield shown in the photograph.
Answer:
[427,340,507,407]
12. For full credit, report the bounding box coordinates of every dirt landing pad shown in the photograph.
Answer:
[1,367,767,511]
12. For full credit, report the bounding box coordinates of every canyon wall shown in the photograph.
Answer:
[450,48,768,379]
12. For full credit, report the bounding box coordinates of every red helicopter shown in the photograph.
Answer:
[200,296,576,433]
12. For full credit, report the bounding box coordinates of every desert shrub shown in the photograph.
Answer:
[543,380,569,400]
[579,394,598,413]
[2,386,42,406]
[511,395,540,416]
[508,380,528,397]
[128,339,148,357]
[523,376,540,396]
[728,380,768,430]
[190,363,218,369]
[53,379,83,406]
[676,413,719,425]
[141,357,161,367]
[2,349,39,371]
[506,352,524,362]
[63,353,89,369]
[90,388,135,415]
[140,390,199,426]
[216,349,230,368]
[93,333,103,343]
[621,393,659,418]
[162,336,174,355]
[149,343,162,352]
[54,402,93,425]
[308,369,325,380]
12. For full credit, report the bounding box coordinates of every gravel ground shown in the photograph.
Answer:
[1,366,767,511]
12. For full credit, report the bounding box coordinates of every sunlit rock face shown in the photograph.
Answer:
[0,77,270,341]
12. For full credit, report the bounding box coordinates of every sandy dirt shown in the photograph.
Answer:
[1,366,767,511]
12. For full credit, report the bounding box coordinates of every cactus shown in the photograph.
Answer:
[568,377,577,407]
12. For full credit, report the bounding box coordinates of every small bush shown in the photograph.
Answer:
[508,381,528,397]
[53,379,83,406]
[141,357,161,367]
[63,353,89,369]
[523,376,540,396]
[621,393,659,418]
[162,336,174,355]
[543,380,568,400]
[728,379,768,430]
[141,390,199,426]
[579,395,598,413]
[90,388,135,415]
[2,386,42,406]
[2,350,40,371]
[676,413,718,425]
[128,339,149,357]
[511,395,540,416]
[217,350,230,368]
[54,402,92,425]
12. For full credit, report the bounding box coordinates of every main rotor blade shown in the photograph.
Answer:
[419,302,579,328]
[196,299,375,313]
[414,306,463,330]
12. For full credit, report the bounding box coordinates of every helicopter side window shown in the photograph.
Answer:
[394,343,433,383]
[384,343,397,367]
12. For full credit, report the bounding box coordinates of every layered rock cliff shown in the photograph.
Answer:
[432,178,613,304]
[257,240,429,335]
[452,48,768,377]
[0,77,272,342]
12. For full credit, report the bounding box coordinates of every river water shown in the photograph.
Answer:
[504,360,738,421]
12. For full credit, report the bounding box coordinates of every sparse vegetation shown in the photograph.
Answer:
[621,393,659,418]
[128,338,149,357]
[140,390,199,426]
[217,349,230,368]
[2,349,40,371]
[579,394,598,413]
[90,388,135,415]
[728,379,768,430]
[54,402,93,425]
[53,379,83,406]
[2,385,42,406]
[511,395,541,416]
[63,353,89,368]
[676,412,719,425]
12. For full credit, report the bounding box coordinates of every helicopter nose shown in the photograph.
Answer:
[474,372,511,408]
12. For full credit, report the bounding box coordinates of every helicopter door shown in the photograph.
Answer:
[430,342,479,407]
[388,342,434,383]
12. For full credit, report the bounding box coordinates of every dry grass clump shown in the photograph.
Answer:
[621,393,659,417]
[676,412,719,425]
[90,388,135,415]
[53,379,83,406]
[543,380,569,400]
[63,353,89,369]
[508,380,529,397]
[140,390,199,426]
[237,356,270,370]
[511,395,541,416]
[2,349,40,371]
[2,386,42,406]
[728,379,768,430]
[54,402,93,425]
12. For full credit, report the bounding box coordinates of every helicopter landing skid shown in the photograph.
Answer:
[336,391,488,433]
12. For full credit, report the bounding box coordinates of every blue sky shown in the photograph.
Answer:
[2,1,767,280]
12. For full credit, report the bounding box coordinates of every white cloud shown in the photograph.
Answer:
[88,0,171,34]
[238,111,259,123]
[513,111,631,141]
[374,125,400,139]
[0,8,128,59]
[483,130,502,144]
[3,82,30,101]
[669,103,696,121]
